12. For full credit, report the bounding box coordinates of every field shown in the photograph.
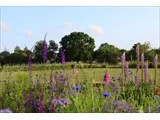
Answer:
[0,66,160,113]
[0,68,160,85]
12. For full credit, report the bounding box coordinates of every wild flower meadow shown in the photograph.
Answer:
[0,43,160,113]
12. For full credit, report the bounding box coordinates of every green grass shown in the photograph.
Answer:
[0,68,160,85]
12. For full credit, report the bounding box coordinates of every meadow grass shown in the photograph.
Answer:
[0,66,160,113]
[1,68,160,86]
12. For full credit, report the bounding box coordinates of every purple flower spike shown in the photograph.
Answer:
[0,109,12,113]
[136,43,140,59]
[42,40,47,63]
[28,53,33,85]
[144,62,148,81]
[60,50,65,64]
[121,52,126,64]
[154,54,158,67]
[141,53,144,65]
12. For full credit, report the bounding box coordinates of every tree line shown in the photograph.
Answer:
[0,32,160,66]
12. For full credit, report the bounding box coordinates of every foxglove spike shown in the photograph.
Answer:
[136,43,140,59]
[154,54,158,67]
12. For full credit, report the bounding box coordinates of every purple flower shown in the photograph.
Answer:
[60,50,65,64]
[121,52,126,64]
[141,53,144,65]
[154,54,158,67]
[42,40,47,63]
[51,98,71,107]
[36,99,45,113]
[136,43,140,60]
[0,109,12,113]
[49,104,54,112]
[51,98,62,105]
[28,53,33,84]
[114,101,120,106]
[157,106,160,110]
[29,89,34,106]
[60,98,72,107]
[75,85,82,92]
[102,92,110,98]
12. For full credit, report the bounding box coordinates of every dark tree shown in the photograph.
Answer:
[48,40,58,63]
[60,32,95,63]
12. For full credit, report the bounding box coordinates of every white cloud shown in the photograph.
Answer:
[25,30,33,37]
[0,23,11,32]
[87,25,104,36]
[58,22,77,29]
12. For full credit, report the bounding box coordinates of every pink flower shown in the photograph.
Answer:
[104,72,110,87]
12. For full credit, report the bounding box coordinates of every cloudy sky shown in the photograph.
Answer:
[0,7,159,52]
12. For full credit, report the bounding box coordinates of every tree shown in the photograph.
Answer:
[94,43,120,64]
[144,49,156,61]
[14,46,22,54]
[60,32,95,63]
[128,42,151,61]
[0,51,10,68]
[33,40,46,63]
[48,40,58,63]
[5,53,28,65]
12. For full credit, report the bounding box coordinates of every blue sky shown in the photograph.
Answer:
[0,7,159,52]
